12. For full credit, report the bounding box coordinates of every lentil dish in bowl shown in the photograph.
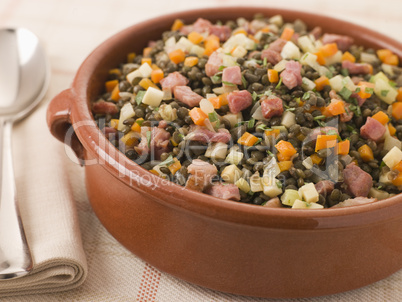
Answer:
[47,7,402,298]
[92,12,402,209]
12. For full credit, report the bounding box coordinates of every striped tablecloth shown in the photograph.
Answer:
[1,0,402,301]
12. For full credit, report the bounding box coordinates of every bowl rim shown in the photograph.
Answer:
[68,6,402,230]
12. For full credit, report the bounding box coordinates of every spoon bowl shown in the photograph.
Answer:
[0,28,49,279]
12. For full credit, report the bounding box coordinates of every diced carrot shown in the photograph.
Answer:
[149,169,159,176]
[267,69,279,83]
[108,68,121,77]
[110,119,119,130]
[393,161,402,172]
[171,19,184,31]
[326,100,345,116]
[315,135,337,152]
[143,47,152,58]
[233,28,247,35]
[105,80,119,93]
[238,132,259,146]
[260,26,270,33]
[168,158,182,175]
[127,52,136,63]
[110,84,120,102]
[219,93,229,106]
[320,106,333,118]
[358,144,374,162]
[280,27,294,41]
[135,118,144,125]
[184,56,199,67]
[131,122,141,133]
[121,131,139,147]
[188,31,204,44]
[314,51,326,65]
[314,76,330,91]
[275,140,297,158]
[151,69,164,84]
[310,153,323,165]
[169,49,186,64]
[357,81,375,99]
[377,49,399,66]
[139,78,158,90]
[372,111,389,125]
[203,35,220,56]
[208,97,222,109]
[278,161,292,172]
[377,49,393,61]
[388,123,397,136]
[151,64,160,70]
[397,87,402,102]
[141,58,152,66]
[392,102,402,120]
[384,54,399,66]
[392,172,402,186]
[247,34,259,43]
[320,43,338,57]
[189,107,208,126]
[276,152,291,162]
[341,51,356,63]
[265,129,281,138]
[337,140,350,155]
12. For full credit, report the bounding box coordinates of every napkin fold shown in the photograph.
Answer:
[0,101,87,297]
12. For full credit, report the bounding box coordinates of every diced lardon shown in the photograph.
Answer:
[360,117,386,142]
[185,159,218,192]
[343,163,373,197]
[159,71,189,90]
[205,183,241,201]
[227,90,253,114]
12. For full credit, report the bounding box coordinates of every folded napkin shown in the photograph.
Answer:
[0,101,87,297]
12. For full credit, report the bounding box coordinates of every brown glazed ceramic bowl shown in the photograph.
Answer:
[47,7,402,298]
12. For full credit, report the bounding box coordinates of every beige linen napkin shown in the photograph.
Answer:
[0,101,87,297]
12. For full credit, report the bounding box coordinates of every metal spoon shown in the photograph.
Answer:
[0,28,49,279]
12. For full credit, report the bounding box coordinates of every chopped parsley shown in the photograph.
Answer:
[208,111,219,122]
[263,57,267,67]
[349,104,361,116]
[256,124,270,131]
[380,161,386,168]
[313,115,326,120]
[222,81,236,86]
[218,65,226,71]
[248,117,256,128]
[211,73,222,84]
[276,180,283,188]
[241,75,248,88]
[252,91,259,102]
[275,77,283,89]
[235,118,255,128]
[267,150,274,156]
[381,90,389,97]
[346,125,357,134]
[135,90,146,105]
[302,91,311,100]
[365,87,374,94]
[254,138,263,145]
[339,86,352,100]
[341,68,349,77]
[146,130,152,147]
[158,155,175,166]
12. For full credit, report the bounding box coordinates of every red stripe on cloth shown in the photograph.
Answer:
[136,263,161,302]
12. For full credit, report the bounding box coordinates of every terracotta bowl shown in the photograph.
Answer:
[47,7,402,298]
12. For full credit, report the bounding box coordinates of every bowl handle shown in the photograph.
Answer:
[46,89,85,165]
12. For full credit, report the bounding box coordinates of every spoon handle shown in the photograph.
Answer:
[0,119,32,279]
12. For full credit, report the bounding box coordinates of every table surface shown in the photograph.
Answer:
[2,0,402,301]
